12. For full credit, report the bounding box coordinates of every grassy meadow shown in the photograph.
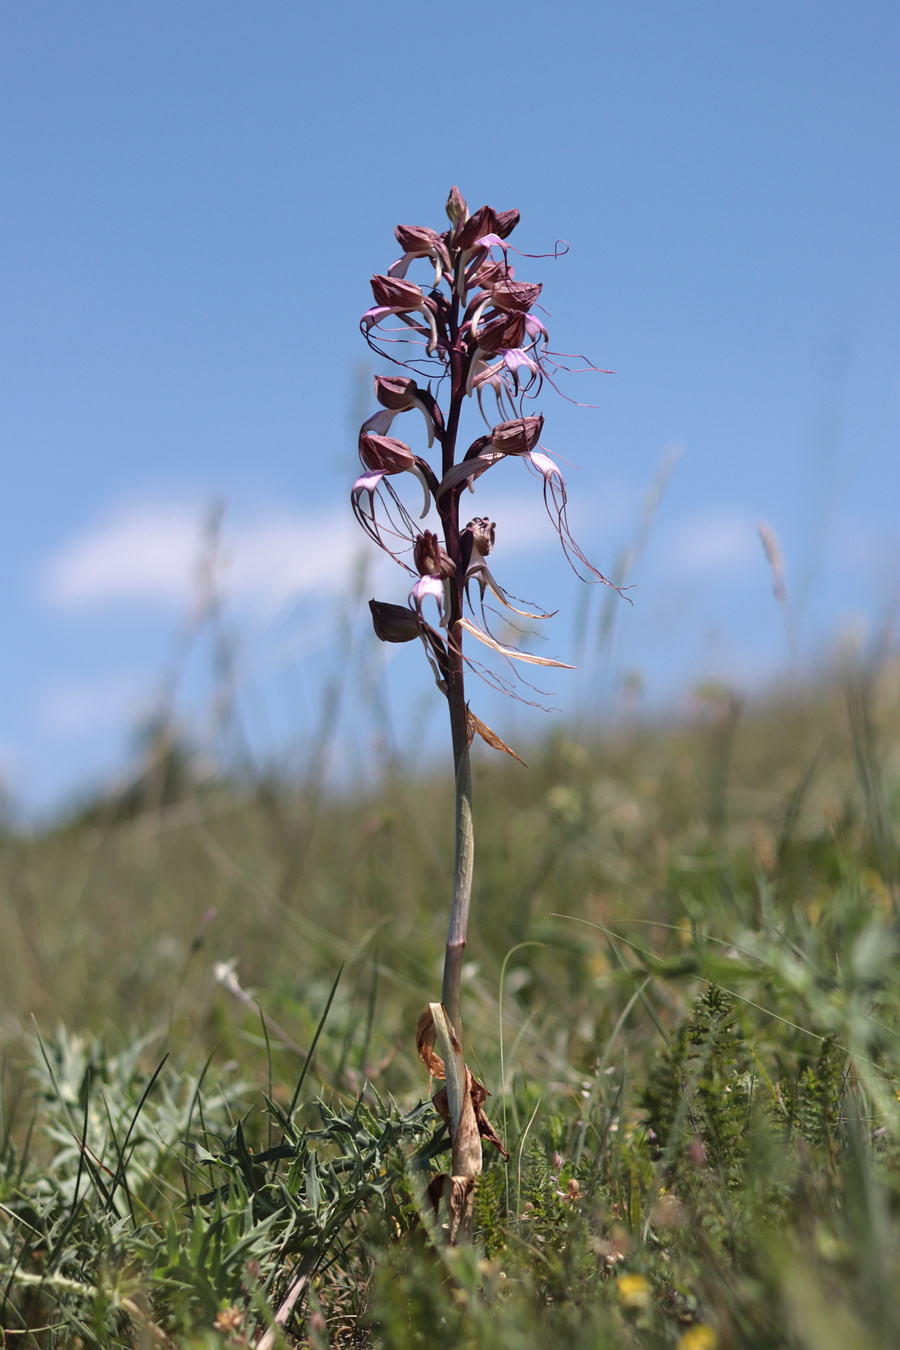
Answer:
[1,655,900,1347]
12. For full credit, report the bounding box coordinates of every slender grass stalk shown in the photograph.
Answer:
[498,941,545,1218]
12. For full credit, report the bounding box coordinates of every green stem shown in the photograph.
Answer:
[440,288,474,1043]
[433,271,482,1222]
[441,674,473,1036]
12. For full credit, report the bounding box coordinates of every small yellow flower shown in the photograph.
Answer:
[616,1272,651,1309]
[677,1325,718,1350]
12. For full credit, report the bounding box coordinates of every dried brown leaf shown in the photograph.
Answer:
[434,1074,509,1160]
[470,1077,510,1161]
[452,1079,483,1178]
[431,1086,450,1122]
[426,1172,450,1216]
[425,1173,477,1244]
[415,1005,446,1080]
[466,708,527,766]
[446,1175,476,1243]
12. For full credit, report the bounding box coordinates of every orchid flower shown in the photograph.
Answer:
[356,430,433,516]
[461,516,555,626]
[467,280,543,343]
[409,572,445,626]
[361,274,441,355]
[388,225,451,288]
[371,374,439,447]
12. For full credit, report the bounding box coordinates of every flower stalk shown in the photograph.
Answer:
[353,187,614,1238]
[442,682,474,1039]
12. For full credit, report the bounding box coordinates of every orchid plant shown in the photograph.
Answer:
[352,187,614,1239]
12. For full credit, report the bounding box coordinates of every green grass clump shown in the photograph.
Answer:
[1,665,899,1345]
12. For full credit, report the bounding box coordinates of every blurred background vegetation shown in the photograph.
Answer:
[1,638,899,1346]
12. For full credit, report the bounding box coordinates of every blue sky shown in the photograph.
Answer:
[3,1,899,816]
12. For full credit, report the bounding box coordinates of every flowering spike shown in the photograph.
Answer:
[350,188,617,1239]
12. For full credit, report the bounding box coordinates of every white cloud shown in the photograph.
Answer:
[39,489,566,618]
[42,504,208,609]
[40,501,368,614]
[666,509,759,576]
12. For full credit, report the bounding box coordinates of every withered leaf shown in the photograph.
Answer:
[452,1078,483,1178]
[426,1173,477,1244]
[426,1172,450,1217]
[431,1085,450,1122]
[469,1073,510,1160]
[433,1072,509,1161]
[466,708,527,766]
[416,1005,445,1079]
[446,1175,476,1244]
[416,1003,459,1081]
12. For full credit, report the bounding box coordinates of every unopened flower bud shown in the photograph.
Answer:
[494,208,520,240]
[369,599,420,643]
[446,185,467,223]
[465,517,496,557]
[359,431,416,474]
[414,530,456,578]
[490,415,544,455]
